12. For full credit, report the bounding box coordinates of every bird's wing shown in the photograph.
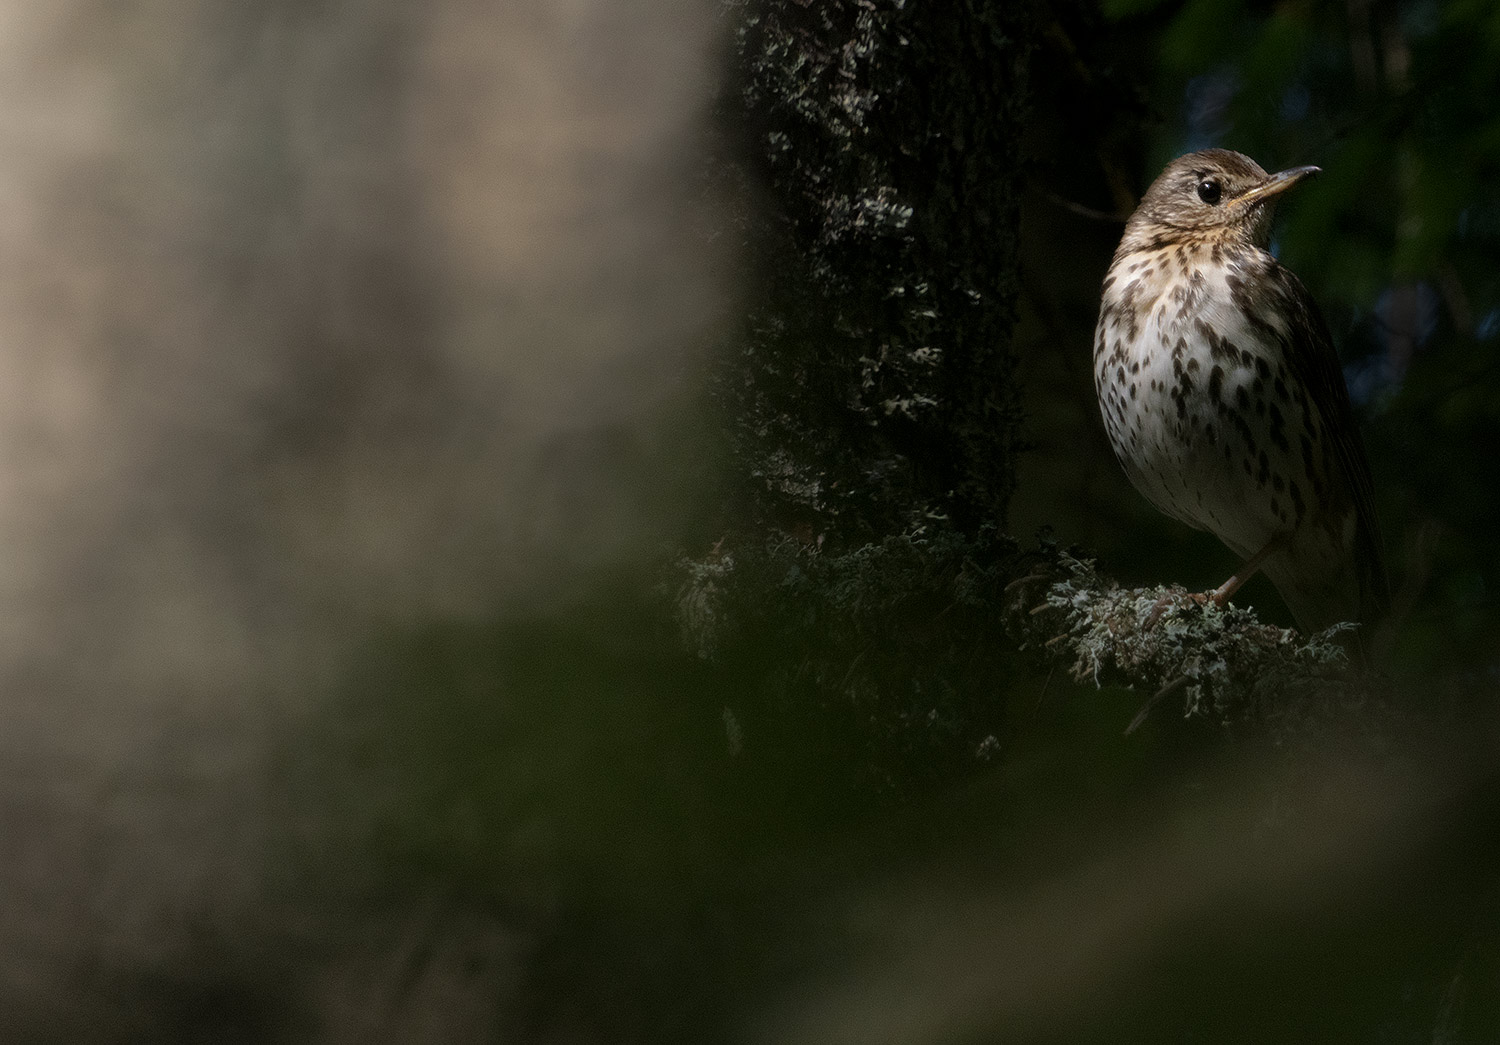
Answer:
[1271,264,1391,622]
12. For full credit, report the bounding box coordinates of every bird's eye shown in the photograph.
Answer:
[1197,179,1222,205]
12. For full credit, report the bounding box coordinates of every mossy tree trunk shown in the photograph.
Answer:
[717,1,1032,545]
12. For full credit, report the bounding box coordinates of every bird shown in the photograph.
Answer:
[1093,148,1389,636]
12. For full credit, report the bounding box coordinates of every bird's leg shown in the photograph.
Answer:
[1207,533,1289,607]
[1144,533,1290,629]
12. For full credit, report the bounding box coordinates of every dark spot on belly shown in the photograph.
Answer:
[1268,403,1289,453]
[1230,410,1255,446]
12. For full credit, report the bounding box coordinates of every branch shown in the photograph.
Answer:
[996,548,1369,736]
[674,529,1378,744]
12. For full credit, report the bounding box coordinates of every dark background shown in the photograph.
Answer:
[0,1,1496,1042]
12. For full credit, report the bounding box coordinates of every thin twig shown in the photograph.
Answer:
[1125,674,1190,736]
[1036,187,1129,224]
[1032,666,1055,717]
[1004,572,1052,594]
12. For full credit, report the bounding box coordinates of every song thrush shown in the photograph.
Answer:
[1094,149,1389,634]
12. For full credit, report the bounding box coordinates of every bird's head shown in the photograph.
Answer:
[1121,148,1319,251]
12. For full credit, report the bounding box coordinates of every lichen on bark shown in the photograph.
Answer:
[715,0,1032,542]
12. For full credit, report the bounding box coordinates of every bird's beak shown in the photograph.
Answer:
[1235,165,1320,208]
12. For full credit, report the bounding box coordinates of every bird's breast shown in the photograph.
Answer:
[1093,245,1324,555]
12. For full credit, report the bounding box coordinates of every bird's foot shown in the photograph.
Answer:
[1143,586,1217,628]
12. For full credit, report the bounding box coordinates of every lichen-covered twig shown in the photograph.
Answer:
[997,548,1371,735]
[676,530,1376,745]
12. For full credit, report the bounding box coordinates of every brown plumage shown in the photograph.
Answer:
[1094,148,1389,634]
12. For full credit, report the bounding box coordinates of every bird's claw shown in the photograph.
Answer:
[1143,587,1212,628]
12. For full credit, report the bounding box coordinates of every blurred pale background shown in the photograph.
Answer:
[0,4,727,1038]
